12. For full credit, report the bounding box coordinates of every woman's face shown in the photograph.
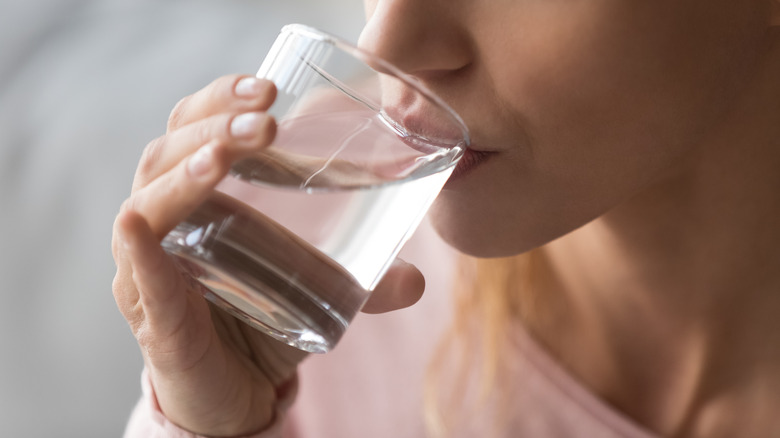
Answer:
[359,0,773,257]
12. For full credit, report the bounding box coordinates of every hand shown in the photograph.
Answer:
[111,75,425,436]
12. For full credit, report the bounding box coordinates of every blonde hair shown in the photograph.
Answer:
[423,250,547,437]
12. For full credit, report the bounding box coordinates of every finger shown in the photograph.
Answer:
[134,111,276,191]
[167,75,276,133]
[124,139,234,240]
[115,208,206,337]
[361,259,425,314]
[112,214,141,326]
[111,254,141,329]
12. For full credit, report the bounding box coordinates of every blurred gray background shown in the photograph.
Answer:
[0,1,363,436]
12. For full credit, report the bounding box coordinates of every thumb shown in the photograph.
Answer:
[360,259,425,314]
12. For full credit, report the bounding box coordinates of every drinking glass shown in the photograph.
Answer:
[161,24,469,353]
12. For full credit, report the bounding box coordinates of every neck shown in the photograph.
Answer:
[530,30,780,437]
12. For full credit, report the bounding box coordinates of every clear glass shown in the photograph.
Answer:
[161,24,469,353]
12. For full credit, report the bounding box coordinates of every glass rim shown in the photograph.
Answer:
[279,23,471,147]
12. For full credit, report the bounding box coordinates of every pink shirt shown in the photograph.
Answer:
[124,219,659,438]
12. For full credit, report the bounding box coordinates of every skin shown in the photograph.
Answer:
[113,0,780,436]
[112,76,424,435]
[360,0,780,436]
[361,0,772,257]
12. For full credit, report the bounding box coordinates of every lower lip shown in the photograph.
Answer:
[445,148,493,186]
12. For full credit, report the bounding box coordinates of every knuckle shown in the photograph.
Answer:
[212,76,232,101]
[112,204,136,262]
[112,270,142,323]
[194,117,220,147]
[119,197,137,216]
[112,269,129,298]
[167,95,191,132]
[111,228,122,262]
[137,136,165,178]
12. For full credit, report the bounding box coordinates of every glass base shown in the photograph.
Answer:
[171,250,339,354]
[159,193,372,354]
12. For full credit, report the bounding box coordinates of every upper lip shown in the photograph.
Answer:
[462,140,497,153]
[458,130,503,154]
[383,100,469,143]
[387,105,504,154]
[394,113,467,142]
[456,121,510,153]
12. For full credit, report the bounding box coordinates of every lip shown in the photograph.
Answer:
[384,103,470,145]
[446,147,494,186]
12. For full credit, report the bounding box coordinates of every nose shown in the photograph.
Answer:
[358,0,472,79]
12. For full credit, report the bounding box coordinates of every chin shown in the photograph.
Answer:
[427,200,540,259]
[428,189,583,259]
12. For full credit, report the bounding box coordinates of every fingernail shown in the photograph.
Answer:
[188,144,214,177]
[231,112,262,138]
[234,77,263,97]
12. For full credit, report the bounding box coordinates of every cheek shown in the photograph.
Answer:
[493,1,762,196]
[430,0,767,257]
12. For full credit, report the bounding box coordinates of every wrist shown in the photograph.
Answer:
[143,368,297,437]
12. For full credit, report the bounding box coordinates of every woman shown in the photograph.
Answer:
[113,0,780,436]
